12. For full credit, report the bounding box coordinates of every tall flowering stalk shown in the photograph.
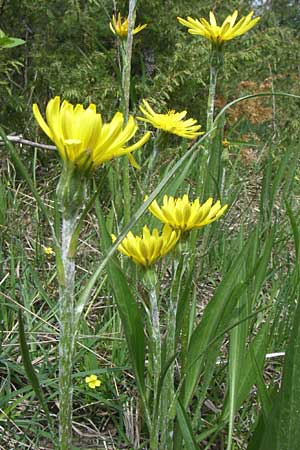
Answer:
[113,195,227,449]
[177,10,260,281]
[178,10,260,192]
[113,224,180,449]
[110,4,147,224]
[122,2,139,225]
[148,194,227,449]
[33,97,149,449]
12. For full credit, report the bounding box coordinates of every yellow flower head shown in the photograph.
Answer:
[137,99,204,139]
[112,224,180,267]
[33,96,150,171]
[177,10,260,45]
[148,194,228,232]
[44,246,55,257]
[110,13,147,39]
[85,374,101,389]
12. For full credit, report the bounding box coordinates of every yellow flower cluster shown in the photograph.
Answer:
[110,13,147,39]
[177,10,260,45]
[33,97,150,171]
[148,195,228,232]
[112,225,180,267]
[114,195,227,266]
[44,246,55,257]
[138,100,204,139]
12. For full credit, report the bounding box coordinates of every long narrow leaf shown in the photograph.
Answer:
[286,201,300,264]
[276,292,300,450]
[75,130,213,323]
[176,399,199,450]
[182,232,255,408]
[18,310,57,447]
[247,389,279,450]
[222,322,270,422]
[94,199,150,426]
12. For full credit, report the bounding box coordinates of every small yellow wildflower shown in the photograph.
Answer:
[137,99,204,139]
[177,10,260,45]
[112,224,180,267]
[148,194,228,232]
[110,13,147,39]
[85,374,101,389]
[44,246,55,257]
[222,139,230,148]
[33,96,150,171]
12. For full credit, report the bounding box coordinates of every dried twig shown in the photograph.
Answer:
[0,134,55,150]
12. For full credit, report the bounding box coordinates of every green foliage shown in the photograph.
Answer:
[1,0,299,136]
[1,0,300,449]
[0,29,25,49]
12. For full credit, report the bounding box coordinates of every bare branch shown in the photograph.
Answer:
[0,134,55,150]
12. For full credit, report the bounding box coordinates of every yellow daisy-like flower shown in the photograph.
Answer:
[137,99,204,139]
[44,246,55,257]
[110,13,147,39]
[222,139,230,148]
[32,96,150,171]
[148,194,228,232]
[112,224,180,267]
[85,374,101,389]
[177,10,260,45]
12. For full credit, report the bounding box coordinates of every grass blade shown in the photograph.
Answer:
[94,199,150,426]
[18,310,57,447]
[222,321,270,422]
[182,231,256,408]
[176,399,198,450]
[75,130,213,323]
[276,291,300,450]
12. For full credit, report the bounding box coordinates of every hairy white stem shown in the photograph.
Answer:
[59,215,77,450]
[149,285,161,450]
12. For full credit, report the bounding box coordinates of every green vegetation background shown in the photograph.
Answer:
[1,0,299,133]
[1,1,300,449]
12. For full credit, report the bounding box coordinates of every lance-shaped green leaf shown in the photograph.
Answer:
[247,388,279,450]
[18,310,57,448]
[276,290,300,450]
[94,199,150,426]
[0,29,25,49]
[226,227,273,450]
[176,399,198,450]
[222,321,270,422]
[182,232,256,408]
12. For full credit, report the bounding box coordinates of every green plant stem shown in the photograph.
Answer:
[197,62,218,200]
[145,129,160,183]
[163,259,182,450]
[195,60,219,275]
[122,1,136,122]
[148,283,161,450]
[120,0,136,224]
[193,61,219,256]
[206,64,218,132]
[121,153,130,225]
[173,249,195,450]
[59,215,77,450]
